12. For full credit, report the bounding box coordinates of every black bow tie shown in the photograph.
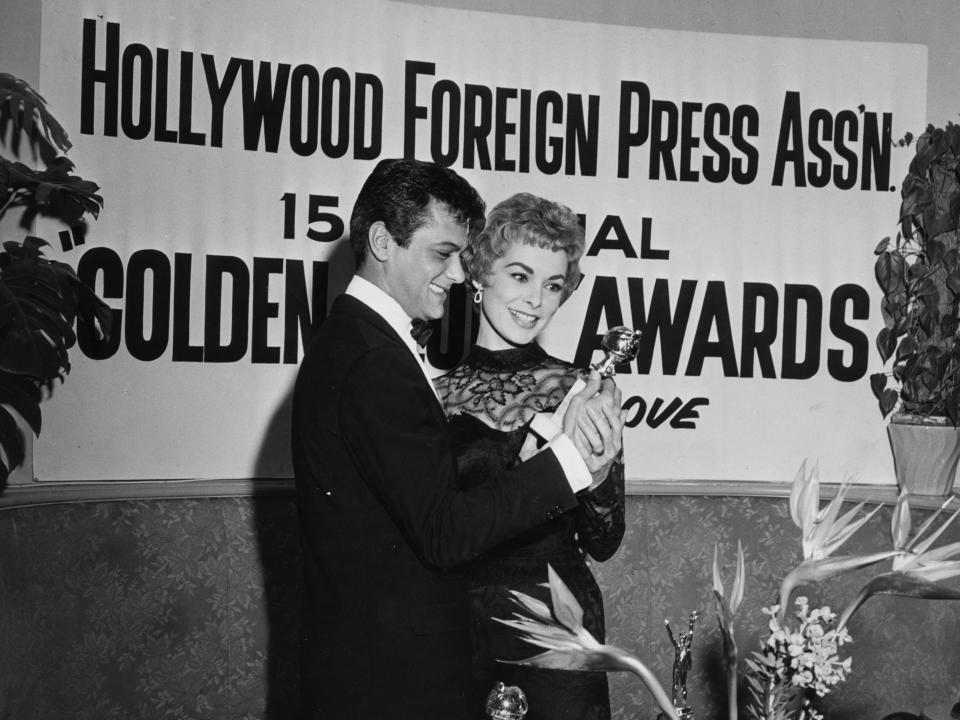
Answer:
[410,319,433,347]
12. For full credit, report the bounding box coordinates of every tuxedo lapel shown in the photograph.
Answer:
[331,294,444,414]
[332,294,408,349]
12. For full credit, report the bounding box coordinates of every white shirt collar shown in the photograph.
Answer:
[345,275,441,402]
[346,276,415,345]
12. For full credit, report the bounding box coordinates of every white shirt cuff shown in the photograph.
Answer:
[528,412,561,443]
[548,433,592,493]
[531,412,591,493]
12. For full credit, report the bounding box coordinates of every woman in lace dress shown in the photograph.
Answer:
[434,193,626,720]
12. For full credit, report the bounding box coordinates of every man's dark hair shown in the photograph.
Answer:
[349,158,486,267]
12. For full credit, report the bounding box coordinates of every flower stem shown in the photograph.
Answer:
[726,671,738,720]
[720,625,739,719]
[837,586,869,631]
[620,655,680,720]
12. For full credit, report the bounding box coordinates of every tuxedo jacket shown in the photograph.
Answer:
[291,293,579,720]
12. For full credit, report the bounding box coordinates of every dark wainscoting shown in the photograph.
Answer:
[0,488,957,719]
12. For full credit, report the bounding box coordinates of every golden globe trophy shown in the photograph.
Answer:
[485,681,528,720]
[519,326,642,459]
[592,326,643,378]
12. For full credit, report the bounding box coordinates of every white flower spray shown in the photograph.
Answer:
[744,596,852,719]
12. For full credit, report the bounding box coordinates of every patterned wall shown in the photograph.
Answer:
[0,494,957,719]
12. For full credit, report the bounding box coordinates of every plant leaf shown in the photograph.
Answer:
[822,501,884,558]
[875,251,906,296]
[0,405,26,478]
[891,490,912,549]
[0,238,113,486]
[911,505,960,557]
[0,156,102,227]
[0,371,42,434]
[870,372,889,398]
[792,460,820,551]
[879,388,899,417]
[0,238,99,379]
[713,544,724,596]
[913,540,960,563]
[502,647,630,672]
[495,616,590,653]
[789,459,808,526]
[546,563,584,633]
[732,540,745,614]
[905,495,960,554]
[0,72,71,153]
[505,590,552,622]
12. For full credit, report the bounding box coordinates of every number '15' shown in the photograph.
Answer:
[281,193,344,242]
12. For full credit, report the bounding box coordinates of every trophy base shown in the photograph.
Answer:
[657,708,693,720]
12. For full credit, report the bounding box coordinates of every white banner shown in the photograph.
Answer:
[34,0,927,483]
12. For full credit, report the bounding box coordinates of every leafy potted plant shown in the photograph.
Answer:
[0,72,111,487]
[871,122,960,496]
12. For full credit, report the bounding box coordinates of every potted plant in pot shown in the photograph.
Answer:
[871,121,960,496]
[0,73,111,487]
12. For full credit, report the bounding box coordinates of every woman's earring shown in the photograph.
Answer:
[473,285,483,304]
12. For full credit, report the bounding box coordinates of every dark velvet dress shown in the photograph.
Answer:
[435,344,626,720]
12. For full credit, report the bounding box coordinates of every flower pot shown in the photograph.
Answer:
[887,414,960,497]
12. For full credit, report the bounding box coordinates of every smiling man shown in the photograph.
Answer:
[291,158,622,720]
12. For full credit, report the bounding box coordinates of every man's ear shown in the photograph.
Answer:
[367,221,393,263]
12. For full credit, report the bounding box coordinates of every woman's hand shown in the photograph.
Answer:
[562,371,626,488]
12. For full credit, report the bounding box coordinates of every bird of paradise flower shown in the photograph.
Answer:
[776,460,898,624]
[494,564,680,720]
[836,488,960,628]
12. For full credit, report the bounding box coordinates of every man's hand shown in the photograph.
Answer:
[561,371,626,490]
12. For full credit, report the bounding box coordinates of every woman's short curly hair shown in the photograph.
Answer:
[462,192,585,302]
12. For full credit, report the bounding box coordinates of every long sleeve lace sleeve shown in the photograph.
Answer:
[575,450,625,562]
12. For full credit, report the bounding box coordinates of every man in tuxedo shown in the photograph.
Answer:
[292,158,623,720]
